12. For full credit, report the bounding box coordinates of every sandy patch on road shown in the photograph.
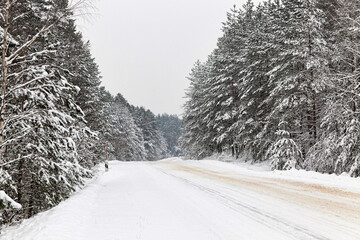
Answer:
[151,160,360,220]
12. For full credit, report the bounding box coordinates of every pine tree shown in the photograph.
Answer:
[306,0,360,176]
[0,0,92,222]
[269,121,302,170]
[53,18,103,168]
[182,60,215,159]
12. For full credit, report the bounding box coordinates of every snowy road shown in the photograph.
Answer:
[2,158,360,240]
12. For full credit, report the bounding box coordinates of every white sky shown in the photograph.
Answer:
[76,0,260,116]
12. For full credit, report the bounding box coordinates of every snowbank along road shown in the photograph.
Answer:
[1,158,360,240]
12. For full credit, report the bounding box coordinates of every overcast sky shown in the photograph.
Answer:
[77,0,260,116]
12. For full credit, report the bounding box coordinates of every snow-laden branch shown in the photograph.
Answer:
[6,23,56,64]
[0,154,32,167]
[0,191,21,210]
[11,10,31,23]
[14,49,57,62]
[5,71,55,98]
[6,0,92,64]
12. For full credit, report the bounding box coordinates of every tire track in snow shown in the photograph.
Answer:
[155,161,360,220]
[155,168,330,240]
[150,160,360,240]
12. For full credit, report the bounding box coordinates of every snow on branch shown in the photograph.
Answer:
[0,191,21,210]
[5,71,55,98]
[6,0,94,64]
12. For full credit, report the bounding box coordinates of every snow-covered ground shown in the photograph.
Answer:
[1,158,360,240]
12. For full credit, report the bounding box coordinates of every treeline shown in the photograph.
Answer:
[0,0,180,226]
[182,0,360,177]
[156,114,182,157]
[102,92,180,162]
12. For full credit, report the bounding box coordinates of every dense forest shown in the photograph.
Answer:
[181,0,360,177]
[0,0,180,226]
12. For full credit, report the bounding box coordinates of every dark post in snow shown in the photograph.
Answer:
[105,145,109,171]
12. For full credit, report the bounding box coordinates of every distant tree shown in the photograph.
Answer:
[131,107,168,160]
[156,114,182,156]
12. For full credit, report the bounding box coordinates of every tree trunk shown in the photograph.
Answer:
[0,0,10,166]
[308,23,317,147]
